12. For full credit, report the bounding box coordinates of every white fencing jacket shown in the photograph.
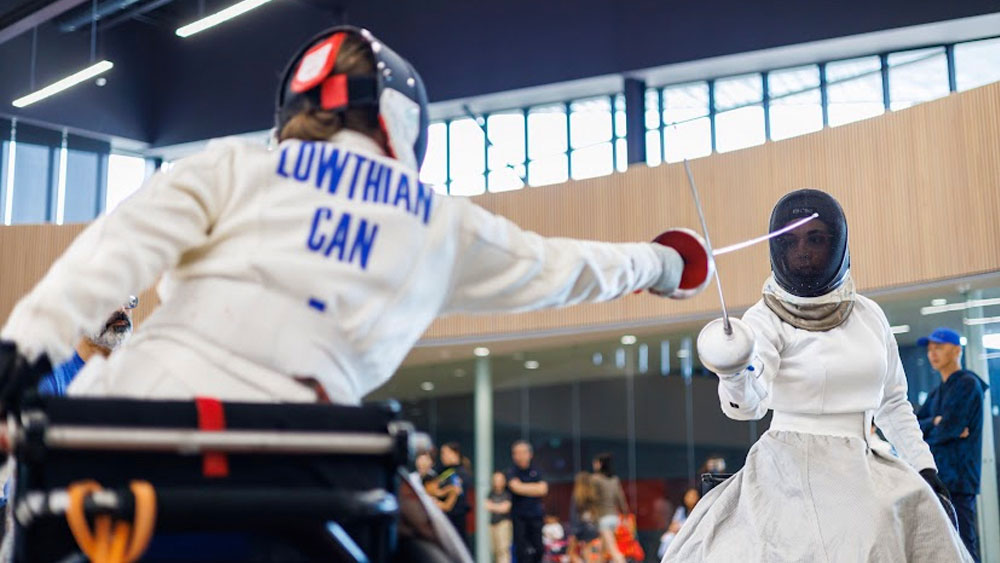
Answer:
[2,132,673,404]
[717,295,936,471]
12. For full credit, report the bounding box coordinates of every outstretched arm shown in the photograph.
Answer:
[442,199,685,314]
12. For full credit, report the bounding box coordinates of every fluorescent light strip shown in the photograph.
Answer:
[12,61,113,108]
[176,0,273,38]
[920,297,1000,316]
[963,316,1000,326]
[890,324,911,334]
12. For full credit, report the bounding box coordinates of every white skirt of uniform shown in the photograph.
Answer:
[662,429,973,562]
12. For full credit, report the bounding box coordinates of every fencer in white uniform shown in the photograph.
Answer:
[664,189,972,562]
[0,27,712,406]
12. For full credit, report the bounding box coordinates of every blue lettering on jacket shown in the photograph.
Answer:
[293,142,315,181]
[316,145,350,194]
[277,141,436,225]
[279,140,441,272]
[307,206,381,271]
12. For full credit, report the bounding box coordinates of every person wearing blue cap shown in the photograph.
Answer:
[916,327,989,562]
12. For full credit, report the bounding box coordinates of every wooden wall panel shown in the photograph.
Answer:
[0,223,161,327]
[1,83,999,343]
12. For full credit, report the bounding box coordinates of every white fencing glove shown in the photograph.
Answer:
[697,317,756,375]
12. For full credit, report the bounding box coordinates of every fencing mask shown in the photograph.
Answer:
[768,189,850,298]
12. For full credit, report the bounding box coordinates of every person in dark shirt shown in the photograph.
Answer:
[506,440,548,563]
[436,442,471,549]
[917,327,989,562]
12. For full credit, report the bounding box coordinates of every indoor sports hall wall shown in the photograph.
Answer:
[1,81,998,340]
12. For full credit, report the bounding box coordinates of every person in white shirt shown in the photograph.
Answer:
[0,25,711,407]
[663,189,972,562]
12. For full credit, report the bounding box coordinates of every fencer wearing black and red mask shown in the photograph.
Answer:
[0,26,711,406]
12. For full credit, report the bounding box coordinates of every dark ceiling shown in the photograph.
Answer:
[0,0,998,147]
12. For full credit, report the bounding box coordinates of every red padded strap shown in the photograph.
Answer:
[195,397,229,478]
[320,74,349,110]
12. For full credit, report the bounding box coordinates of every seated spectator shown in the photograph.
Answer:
[658,487,700,558]
[542,515,567,561]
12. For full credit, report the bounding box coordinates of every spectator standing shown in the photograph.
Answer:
[484,471,513,563]
[507,440,548,563]
[590,453,628,563]
[917,328,989,562]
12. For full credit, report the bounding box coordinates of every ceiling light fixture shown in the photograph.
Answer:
[176,0,274,38]
[524,360,539,370]
[930,298,947,307]
[473,347,490,357]
[889,324,910,334]
[420,381,435,391]
[963,316,1000,326]
[921,297,1000,316]
[620,335,637,345]
[12,60,113,108]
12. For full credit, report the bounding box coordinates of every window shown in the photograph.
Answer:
[420,122,447,192]
[569,96,614,180]
[448,118,486,196]
[105,154,148,212]
[527,104,568,187]
[663,82,712,162]
[887,47,949,111]
[826,56,884,127]
[768,65,823,141]
[64,134,110,222]
[955,37,1000,92]
[8,124,61,224]
[644,88,662,167]
[614,94,628,173]
[486,112,526,192]
[714,74,765,153]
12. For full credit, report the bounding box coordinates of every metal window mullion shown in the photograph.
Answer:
[880,53,891,111]
[658,87,666,163]
[762,71,771,142]
[819,62,829,127]
[522,108,530,186]
[94,151,108,218]
[564,101,572,180]
[708,79,717,153]
[444,119,451,194]
[482,113,490,192]
[3,119,17,226]
[52,130,69,224]
[609,94,618,170]
[945,44,957,92]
